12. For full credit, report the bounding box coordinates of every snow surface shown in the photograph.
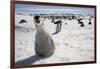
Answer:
[15,14,94,65]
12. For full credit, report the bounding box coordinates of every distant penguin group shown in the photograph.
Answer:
[77,18,92,27]
[34,15,55,57]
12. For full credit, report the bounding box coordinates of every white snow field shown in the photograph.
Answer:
[15,14,95,65]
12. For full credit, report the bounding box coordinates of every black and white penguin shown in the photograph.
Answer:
[34,15,55,57]
[88,18,92,25]
[77,18,85,27]
[19,19,27,24]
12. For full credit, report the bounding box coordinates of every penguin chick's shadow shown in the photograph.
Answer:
[15,55,46,66]
[52,31,59,35]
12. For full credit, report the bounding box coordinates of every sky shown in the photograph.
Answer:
[15,4,95,15]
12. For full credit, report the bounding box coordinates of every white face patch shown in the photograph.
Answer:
[34,18,44,26]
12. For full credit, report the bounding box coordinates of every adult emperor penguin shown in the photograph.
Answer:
[34,15,55,57]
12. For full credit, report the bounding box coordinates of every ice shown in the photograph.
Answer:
[15,14,94,65]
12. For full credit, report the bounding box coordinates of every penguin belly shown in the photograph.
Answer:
[35,31,55,57]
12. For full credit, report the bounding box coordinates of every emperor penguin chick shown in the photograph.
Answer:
[34,15,55,57]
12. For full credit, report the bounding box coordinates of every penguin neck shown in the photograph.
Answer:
[36,25,47,34]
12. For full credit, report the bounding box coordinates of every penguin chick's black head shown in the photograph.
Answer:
[34,15,40,20]
[34,15,40,24]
